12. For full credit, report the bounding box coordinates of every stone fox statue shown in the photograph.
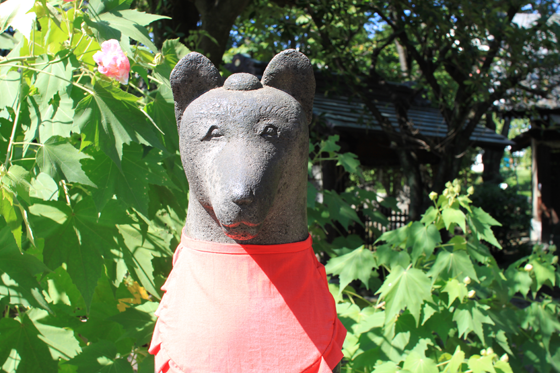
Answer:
[149,50,346,373]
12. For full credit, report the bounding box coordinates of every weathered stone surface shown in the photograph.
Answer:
[223,73,263,91]
[171,49,315,244]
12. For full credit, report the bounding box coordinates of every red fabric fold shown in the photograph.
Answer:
[149,232,346,373]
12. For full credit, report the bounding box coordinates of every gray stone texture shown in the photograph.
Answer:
[171,49,315,245]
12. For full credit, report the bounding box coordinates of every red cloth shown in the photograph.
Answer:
[149,232,346,373]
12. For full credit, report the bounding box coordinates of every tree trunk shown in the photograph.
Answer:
[482,115,510,183]
[432,147,463,195]
[194,0,251,67]
[146,0,200,50]
[396,149,424,221]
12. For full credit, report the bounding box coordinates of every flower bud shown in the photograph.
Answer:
[552,256,558,265]
[429,191,438,201]
[446,181,453,188]
[463,276,471,285]
[468,290,476,298]
[480,349,487,356]
[500,354,509,362]
[486,347,494,355]
[467,186,474,195]
[524,263,533,272]
[443,189,449,197]
[153,53,164,66]
[454,185,461,194]
[34,1,46,17]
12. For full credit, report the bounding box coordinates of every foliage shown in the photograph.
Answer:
[471,183,532,254]
[0,0,188,371]
[232,0,560,220]
[323,179,560,373]
[0,1,559,373]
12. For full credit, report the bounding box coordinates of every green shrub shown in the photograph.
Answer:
[324,180,560,373]
[471,182,532,255]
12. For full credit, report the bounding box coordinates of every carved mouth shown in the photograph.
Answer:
[222,221,261,228]
[221,221,262,240]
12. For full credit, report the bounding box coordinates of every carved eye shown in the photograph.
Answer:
[260,125,278,139]
[203,126,223,140]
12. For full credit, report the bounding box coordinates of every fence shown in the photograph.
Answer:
[350,206,409,250]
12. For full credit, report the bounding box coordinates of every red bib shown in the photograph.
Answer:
[149,233,346,373]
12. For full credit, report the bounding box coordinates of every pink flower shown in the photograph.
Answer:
[93,40,130,84]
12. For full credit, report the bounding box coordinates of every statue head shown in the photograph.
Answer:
[171,50,315,244]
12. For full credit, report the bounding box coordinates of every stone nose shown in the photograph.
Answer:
[231,186,255,206]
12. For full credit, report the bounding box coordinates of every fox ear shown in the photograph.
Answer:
[171,52,223,127]
[261,49,315,124]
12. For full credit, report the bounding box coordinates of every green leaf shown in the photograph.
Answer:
[117,223,172,298]
[99,358,134,373]
[43,266,86,310]
[0,189,23,248]
[494,360,513,373]
[530,259,556,291]
[337,152,362,176]
[521,302,560,349]
[322,190,363,230]
[39,93,75,142]
[423,305,453,344]
[109,9,169,26]
[403,351,438,373]
[33,53,74,110]
[144,86,177,152]
[320,135,341,153]
[428,249,478,283]
[377,225,409,247]
[420,206,438,225]
[82,144,175,215]
[6,164,32,204]
[0,313,57,373]
[74,80,164,167]
[30,200,113,310]
[376,244,411,270]
[441,207,466,233]
[149,38,190,86]
[376,266,432,325]
[0,224,50,310]
[27,308,82,360]
[0,69,21,110]
[67,340,118,373]
[505,267,532,297]
[30,172,59,201]
[372,361,401,373]
[452,302,494,344]
[325,246,377,293]
[408,222,441,262]
[443,346,465,373]
[88,0,133,14]
[108,302,158,346]
[469,207,502,249]
[467,239,493,264]
[467,355,496,373]
[442,278,469,306]
[37,137,95,187]
[86,10,168,53]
